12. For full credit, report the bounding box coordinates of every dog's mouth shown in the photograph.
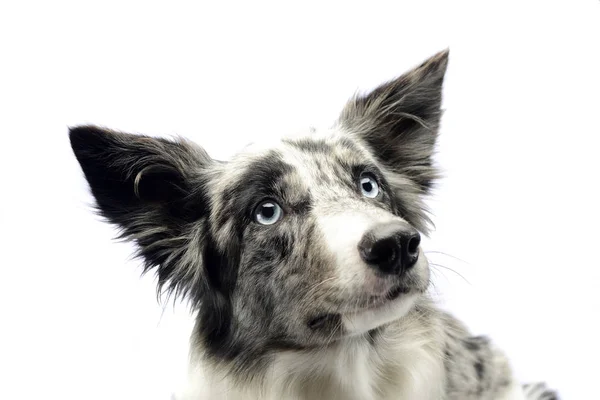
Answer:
[367,284,411,307]
[384,284,410,301]
[307,285,412,331]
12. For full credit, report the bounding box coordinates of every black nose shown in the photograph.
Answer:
[358,223,421,275]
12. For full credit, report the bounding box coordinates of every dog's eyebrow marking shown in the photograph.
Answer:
[288,195,312,215]
[217,150,294,228]
[224,150,293,196]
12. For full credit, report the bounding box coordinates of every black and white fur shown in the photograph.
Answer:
[70,50,558,400]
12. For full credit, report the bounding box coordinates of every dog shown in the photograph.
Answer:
[70,50,558,400]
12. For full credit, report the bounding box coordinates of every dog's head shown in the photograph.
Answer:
[70,50,448,369]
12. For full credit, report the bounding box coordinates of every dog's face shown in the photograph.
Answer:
[210,134,432,346]
[71,50,448,369]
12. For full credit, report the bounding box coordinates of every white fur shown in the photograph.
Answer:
[175,311,447,400]
[316,211,375,289]
[176,343,527,400]
[343,292,419,335]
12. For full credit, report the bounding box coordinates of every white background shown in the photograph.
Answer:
[1,1,599,399]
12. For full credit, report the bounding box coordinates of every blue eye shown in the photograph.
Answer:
[360,174,379,198]
[255,201,283,225]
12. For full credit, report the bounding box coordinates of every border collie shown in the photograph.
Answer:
[70,50,558,400]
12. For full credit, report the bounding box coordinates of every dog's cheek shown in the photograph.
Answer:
[198,290,233,341]
[196,226,242,356]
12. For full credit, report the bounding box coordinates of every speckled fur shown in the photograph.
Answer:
[70,50,558,400]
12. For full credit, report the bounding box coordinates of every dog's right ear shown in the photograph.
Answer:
[70,125,214,302]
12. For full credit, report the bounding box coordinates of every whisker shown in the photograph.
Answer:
[427,271,442,297]
[425,250,471,266]
[430,262,471,285]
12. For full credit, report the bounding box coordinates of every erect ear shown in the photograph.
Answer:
[69,125,214,302]
[338,49,449,192]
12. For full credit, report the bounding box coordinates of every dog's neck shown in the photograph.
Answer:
[185,297,447,400]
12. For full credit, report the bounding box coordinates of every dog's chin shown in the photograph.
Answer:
[304,286,420,341]
[341,289,420,336]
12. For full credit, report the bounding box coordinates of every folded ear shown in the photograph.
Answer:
[338,49,449,192]
[69,125,214,302]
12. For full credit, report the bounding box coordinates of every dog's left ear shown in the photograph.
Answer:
[338,49,449,192]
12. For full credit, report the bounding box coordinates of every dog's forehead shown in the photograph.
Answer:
[224,127,371,177]
[238,127,336,157]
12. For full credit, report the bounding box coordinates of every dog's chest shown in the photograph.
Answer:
[267,335,445,400]
[180,325,446,400]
